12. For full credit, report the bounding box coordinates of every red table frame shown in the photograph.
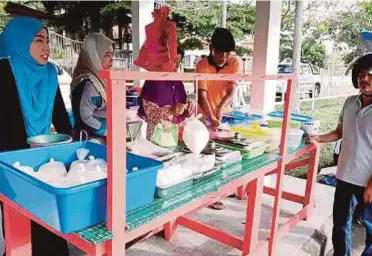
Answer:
[0,71,320,256]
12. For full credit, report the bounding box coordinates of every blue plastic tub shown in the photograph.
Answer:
[224,111,263,121]
[0,142,163,234]
[267,111,314,123]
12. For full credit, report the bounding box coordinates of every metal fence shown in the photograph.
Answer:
[274,76,358,110]
[49,31,83,75]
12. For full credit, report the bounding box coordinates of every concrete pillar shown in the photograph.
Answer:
[250,0,283,115]
[131,0,154,77]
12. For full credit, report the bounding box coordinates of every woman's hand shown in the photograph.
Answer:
[185,100,196,117]
[170,103,186,115]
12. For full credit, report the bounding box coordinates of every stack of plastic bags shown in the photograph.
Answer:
[13,148,107,188]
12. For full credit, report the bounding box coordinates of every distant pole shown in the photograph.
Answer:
[291,0,304,113]
[221,0,227,28]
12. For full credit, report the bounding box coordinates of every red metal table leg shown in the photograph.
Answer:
[3,204,31,256]
[303,146,320,220]
[237,185,247,200]
[163,221,177,241]
[242,175,264,255]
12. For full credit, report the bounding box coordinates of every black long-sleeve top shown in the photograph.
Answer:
[0,59,72,151]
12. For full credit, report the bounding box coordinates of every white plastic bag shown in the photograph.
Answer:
[13,162,35,176]
[182,115,209,155]
[38,158,67,177]
[84,156,107,173]
[68,156,107,184]
[76,148,90,160]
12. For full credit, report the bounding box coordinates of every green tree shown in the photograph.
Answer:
[279,0,329,67]
[301,38,326,68]
[310,2,372,64]
[42,1,131,42]
[0,1,7,31]
[169,1,255,41]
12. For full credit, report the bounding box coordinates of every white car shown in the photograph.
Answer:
[276,63,322,101]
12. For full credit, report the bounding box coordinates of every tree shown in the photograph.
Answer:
[301,38,326,68]
[100,1,131,49]
[235,45,252,57]
[279,0,329,66]
[169,1,255,42]
[0,1,6,31]
[310,2,372,65]
[41,1,131,43]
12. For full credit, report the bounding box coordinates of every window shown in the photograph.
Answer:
[277,65,292,74]
[301,65,311,75]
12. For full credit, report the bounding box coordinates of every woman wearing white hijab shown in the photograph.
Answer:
[70,33,114,141]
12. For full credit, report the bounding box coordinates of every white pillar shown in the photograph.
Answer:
[250,0,282,115]
[221,0,227,28]
[131,0,154,86]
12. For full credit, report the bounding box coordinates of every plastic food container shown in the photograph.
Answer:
[266,118,301,129]
[267,111,314,123]
[215,142,266,160]
[0,142,163,234]
[288,129,304,148]
[155,177,194,198]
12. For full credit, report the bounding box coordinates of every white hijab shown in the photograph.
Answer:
[71,33,114,100]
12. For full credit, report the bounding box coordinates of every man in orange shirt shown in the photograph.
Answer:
[197,28,239,210]
[197,28,239,128]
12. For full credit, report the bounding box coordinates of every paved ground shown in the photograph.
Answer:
[321,167,367,256]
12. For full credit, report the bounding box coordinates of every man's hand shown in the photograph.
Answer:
[185,100,195,117]
[215,106,223,121]
[365,180,372,203]
[170,103,186,115]
[306,134,321,145]
[210,117,221,128]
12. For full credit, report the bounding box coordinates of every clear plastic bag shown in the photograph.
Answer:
[38,158,67,177]
[13,162,35,176]
[182,116,209,155]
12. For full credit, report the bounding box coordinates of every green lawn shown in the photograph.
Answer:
[276,97,347,178]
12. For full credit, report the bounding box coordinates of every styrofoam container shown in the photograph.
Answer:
[288,128,304,149]
[0,142,163,234]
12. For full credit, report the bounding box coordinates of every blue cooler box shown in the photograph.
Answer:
[0,142,163,234]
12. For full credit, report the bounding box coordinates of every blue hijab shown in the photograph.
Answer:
[0,17,58,137]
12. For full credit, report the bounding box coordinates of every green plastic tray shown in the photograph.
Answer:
[216,142,266,160]
[155,178,194,198]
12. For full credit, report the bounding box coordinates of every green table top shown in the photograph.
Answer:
[75,141,309,245]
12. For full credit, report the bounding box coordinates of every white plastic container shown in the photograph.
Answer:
[288,129,304,148]
[301,120,321,135]
[126,108,138,121]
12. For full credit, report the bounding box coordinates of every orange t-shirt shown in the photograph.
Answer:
[196,55,239,114]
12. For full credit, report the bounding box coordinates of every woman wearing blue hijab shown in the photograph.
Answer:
[0,17,72,255]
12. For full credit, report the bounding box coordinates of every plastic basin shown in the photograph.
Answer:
[0,142,163,233]
[27,134,72,148]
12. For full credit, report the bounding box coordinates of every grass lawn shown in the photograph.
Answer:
[276,97,347,178]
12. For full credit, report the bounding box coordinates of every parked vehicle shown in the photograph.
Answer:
[276,63,321,100]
